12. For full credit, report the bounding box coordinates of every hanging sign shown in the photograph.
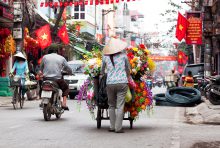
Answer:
[13,28,22,39]
[185,11,202,45]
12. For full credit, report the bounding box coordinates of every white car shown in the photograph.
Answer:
[64,60,89,99]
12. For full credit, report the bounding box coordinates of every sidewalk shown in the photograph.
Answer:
[0,96,12,106]
[185,97,220,124]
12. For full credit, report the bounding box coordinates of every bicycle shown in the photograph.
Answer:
[9,75,25,109]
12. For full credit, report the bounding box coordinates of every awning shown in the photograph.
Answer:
[73,46,89,54]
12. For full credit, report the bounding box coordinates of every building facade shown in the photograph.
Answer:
[202,0,220,75]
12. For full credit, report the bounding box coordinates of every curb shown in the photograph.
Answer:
[185,98,220,124]
[0,96,12,106]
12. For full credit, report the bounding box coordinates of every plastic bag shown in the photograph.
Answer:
[125,87,132,103]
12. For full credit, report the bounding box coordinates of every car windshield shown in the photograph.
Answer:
[69,64,85,73]
[184,65,204,76]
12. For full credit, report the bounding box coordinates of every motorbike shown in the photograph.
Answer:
[157,80,163,87]
[198,77,211,99]
[208,75,220,105]
[40,78,64,121]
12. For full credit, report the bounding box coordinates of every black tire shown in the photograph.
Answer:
[69,92,78,99]
[43,104,51,121]
[55,113,61,119]
[97,107,102,129]
[165,87,201,106]
[129,118,133,129]
[19,89,24,109]
[13,87,18,110]
[209,92,220,105]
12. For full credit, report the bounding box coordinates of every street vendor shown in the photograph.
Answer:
[101,37,130,133]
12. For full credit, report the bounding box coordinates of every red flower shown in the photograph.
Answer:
[139,44,146,49]
[127,52,134,59]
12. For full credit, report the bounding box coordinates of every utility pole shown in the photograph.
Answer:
[13,1,24,53]
[102,9,115,44]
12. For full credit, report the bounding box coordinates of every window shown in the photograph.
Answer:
[80,13,85,19]
[74,13,79,19]
[74,3,85,20]
[74,5,79,11]
[81,4,85,11]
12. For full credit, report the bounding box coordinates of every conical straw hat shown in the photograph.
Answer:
[14,52,26,60]
[103,37,128,55]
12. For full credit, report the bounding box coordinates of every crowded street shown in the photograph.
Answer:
[1,0,220,147]
[0,87,220,148]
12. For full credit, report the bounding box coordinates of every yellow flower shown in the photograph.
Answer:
[147,58,156,71]
[96,58,102,67]
[144,49,150,55]
[133,57,138,62]
[133,47,138,52]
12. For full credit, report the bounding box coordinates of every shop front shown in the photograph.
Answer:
[0,1,14,96]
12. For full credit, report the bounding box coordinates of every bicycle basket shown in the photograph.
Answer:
[10,76,21,87]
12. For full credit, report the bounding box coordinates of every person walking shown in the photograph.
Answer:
[101,37,130,133]
[171,69,180,87]
[183,71,194,88]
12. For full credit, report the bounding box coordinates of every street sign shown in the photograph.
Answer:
[13,2,22,22]
[13,28,22,39]
[13,2,22,15]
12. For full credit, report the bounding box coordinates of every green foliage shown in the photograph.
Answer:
[160,0,184,36]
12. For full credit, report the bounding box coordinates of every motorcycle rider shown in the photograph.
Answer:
[39,48,72,110]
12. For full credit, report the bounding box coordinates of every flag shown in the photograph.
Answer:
[35,24,52,50]
[178,65,184,74]
[177,51,188,65]
[175,12,188,41]
[58,24,69,45]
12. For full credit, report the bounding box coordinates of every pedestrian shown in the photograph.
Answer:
[171,69,180,87]
[101,37,130,133]
[10,52,29,102]
[183,71,194,88]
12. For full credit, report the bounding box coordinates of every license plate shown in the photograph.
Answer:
[41,91,52,98]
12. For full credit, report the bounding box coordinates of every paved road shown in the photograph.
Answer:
[0,87,219,148]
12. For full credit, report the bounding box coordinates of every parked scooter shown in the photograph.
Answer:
[208,75,220,105]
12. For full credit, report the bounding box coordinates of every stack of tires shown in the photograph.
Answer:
[154,87,202,107]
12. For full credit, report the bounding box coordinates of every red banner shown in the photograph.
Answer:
[149,56,177,61]
[40,0,136,7]
[185,12,202,45]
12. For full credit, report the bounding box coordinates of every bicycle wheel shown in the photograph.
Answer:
[19,87,24,109]
[13,87,18,110]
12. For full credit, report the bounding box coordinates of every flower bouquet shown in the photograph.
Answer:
[83,46,102,78]
[76,46,102,116]
[125,44,155,118]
